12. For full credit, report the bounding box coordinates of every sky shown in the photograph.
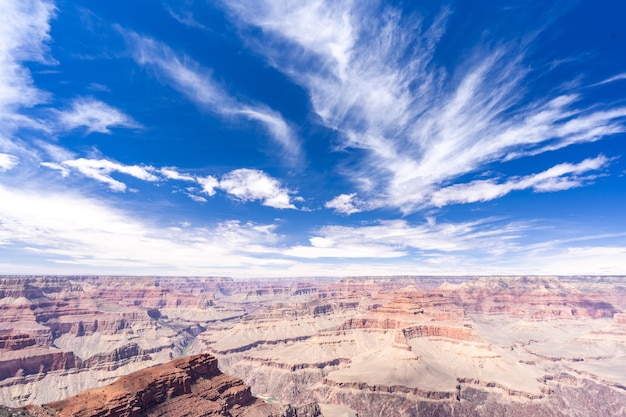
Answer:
[1,0,625,277]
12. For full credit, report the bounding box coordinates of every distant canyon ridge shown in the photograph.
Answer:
[1,275,625,416]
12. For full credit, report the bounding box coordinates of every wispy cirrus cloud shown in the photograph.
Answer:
[42,158,158,192]
[324,193,380,215]
[430,155,610,207]
[56,97,140,134]
[160,167,196,182]
[286,217,526,260]
[120,29,302,165]
[0,0,54,113]
[163,2,207,29]
[0,182,289,272]
[590,72,626,87]
[222,1,626,214]
[0,153,19,171]
[0,0,55,154]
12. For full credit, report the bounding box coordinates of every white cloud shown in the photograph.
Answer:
[0,0,55,156]
[591,72,626,87]
[430,155,609,207]
[122,29,302,164]
[185,192,207,203]
[287,218,526,260]
[180,170,300,209]
[197,175,219,196]
[41,157,300,208]
[35,140,75,162]
[222,1,626,213]
[0,183,289,273]
[40,161,69,177]
[163,3,207,29]
[57,97,140,134]
[0,153,19,171]
[223,0,355,80]
[325,193,361,215]
[237,107,300,164]
[43,158,158,192]
[0,0,54,114]
[160,167,196,182]
[324,193,380,215]
[0,181,624,276]
[218,169,297,209]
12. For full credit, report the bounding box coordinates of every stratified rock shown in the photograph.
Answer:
[25,354,278,417]
[0,276,244,406]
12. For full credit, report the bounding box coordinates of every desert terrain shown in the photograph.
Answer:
[0,275,625,416]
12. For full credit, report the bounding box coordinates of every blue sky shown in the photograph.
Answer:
[1,0,625,277]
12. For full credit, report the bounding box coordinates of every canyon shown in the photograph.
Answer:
[1,275,625,416]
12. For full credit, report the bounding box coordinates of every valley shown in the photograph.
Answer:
[1,275,625,416]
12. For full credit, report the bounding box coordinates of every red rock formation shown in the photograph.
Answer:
[18,354,321,417]
[27,354,274,417]
[0,348,79,381]
[0,335,36,351]
[401,324,479,341]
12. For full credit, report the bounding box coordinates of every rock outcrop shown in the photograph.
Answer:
[22,354,315,417]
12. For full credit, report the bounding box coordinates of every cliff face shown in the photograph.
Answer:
[22,354,290,417]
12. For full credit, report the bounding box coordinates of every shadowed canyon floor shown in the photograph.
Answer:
[1,275,625,416]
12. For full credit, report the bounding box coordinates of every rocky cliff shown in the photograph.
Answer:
[9,354,320,417]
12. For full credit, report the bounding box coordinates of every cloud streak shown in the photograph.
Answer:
[0,153,19,171]
[0,0,54,113]
[42,158,158,192]
[121,29,302,165]
[56,97,140,134]
[0,0,55,155]
[287,217,526,260]
[430,155,610,207]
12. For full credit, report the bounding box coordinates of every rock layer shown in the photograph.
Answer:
[17,354,321,417]
[24,354,272,417]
